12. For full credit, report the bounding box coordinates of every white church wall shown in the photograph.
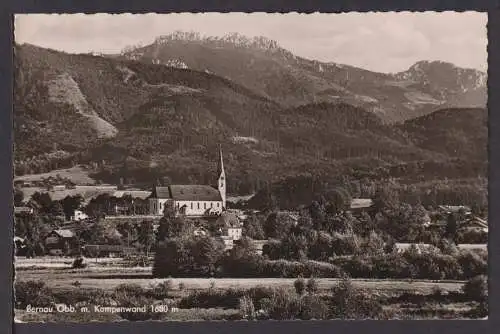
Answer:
[149,198,172,215]
[175,200,223,216]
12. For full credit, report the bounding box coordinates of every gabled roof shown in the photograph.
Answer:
[438,205,471,213]
[52,229,75,238]
[113,190,151,199]
[151,186,171,199]
[151,185,221,201]
[350,198,374,209]
[14,206,33,214]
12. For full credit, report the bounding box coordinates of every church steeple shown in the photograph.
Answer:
[217,145,226,210]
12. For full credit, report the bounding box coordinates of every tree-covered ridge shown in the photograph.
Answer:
[14,44,487,198]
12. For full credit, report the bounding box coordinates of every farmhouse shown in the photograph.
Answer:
[45,229,77,255]
[149,147,227,217]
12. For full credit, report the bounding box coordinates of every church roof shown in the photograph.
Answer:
[152,185,222,201]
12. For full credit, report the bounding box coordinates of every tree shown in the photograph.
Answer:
[31,192,53,214]
[61,195,84,220]
[85,221,108,244]
[355,211,374,236]
[156,203,190,242]
[84,194,112,218]
[49,201,65,218]
[117,221,136,247]
[372,185,399,213]
[14,189,24,206]
[309,201,326,228]
[243,214,265,240]
[325,188,351,215]
[137,221,155,256]
[264,212,294,239]
[23,213,45,257]
[190,236,225,276]
[445,213,458,242]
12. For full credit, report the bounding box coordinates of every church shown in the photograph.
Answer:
[148,147,227,217]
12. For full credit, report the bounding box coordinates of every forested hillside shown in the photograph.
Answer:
[14,41,487,200]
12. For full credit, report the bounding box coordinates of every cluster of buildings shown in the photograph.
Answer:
[15,147,244,256]
[14,146,488,257]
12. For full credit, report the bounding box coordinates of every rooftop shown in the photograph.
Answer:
[151,185,222,201]
[52,229,75,238]
[350,198,374,209]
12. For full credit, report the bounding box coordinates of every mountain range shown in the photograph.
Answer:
[13,32,487,195]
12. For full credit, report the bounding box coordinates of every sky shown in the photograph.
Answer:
[14,12,487,73]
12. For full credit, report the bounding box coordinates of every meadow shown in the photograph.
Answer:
[14,256,485,322]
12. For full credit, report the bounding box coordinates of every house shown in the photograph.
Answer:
[71,209,88,221]
[216,212,243,240]
[14,206,34,216]
[350,198,374,211]
[218,235,235,250]
[437,205,472,216]
[14,236,26,255]
[45,229,77,255]
[148,147,227,217]
[193,226,208,237]
[394,243,438,254]
[460,217,488,233]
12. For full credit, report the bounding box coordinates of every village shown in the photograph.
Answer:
[14,147,488,260]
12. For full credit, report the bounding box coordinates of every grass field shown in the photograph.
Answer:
[14,256,483,322]
[15,257,465,294]
[15,165,96,185]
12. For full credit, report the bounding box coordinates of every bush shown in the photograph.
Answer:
[113,283,146,300]
[239,295,256,320]
[52,288,110,306]
[330,278,384,319]
[457,251,488,279]
[179,288,243,309]
[179,286,277,311]
[259,259,343,278]
[72,256,87,269]
[306,277,319,294]
[15,280,54,309]
[265,288,302,320]
[465,301,488,319]
[261,288,330,320]
[117,296,163,321]
[463,275,488,302]
[178,282,186,291]
[150,280,173,299]
[299,295,330,320]
[294,277,306,295]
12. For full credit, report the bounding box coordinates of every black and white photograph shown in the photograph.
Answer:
[13,12,488,322]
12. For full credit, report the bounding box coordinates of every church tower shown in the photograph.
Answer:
[217,145,227,210]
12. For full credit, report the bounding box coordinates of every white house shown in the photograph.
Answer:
[149,147,227,217]
[71,210,88,221]
[217,212,243,241]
